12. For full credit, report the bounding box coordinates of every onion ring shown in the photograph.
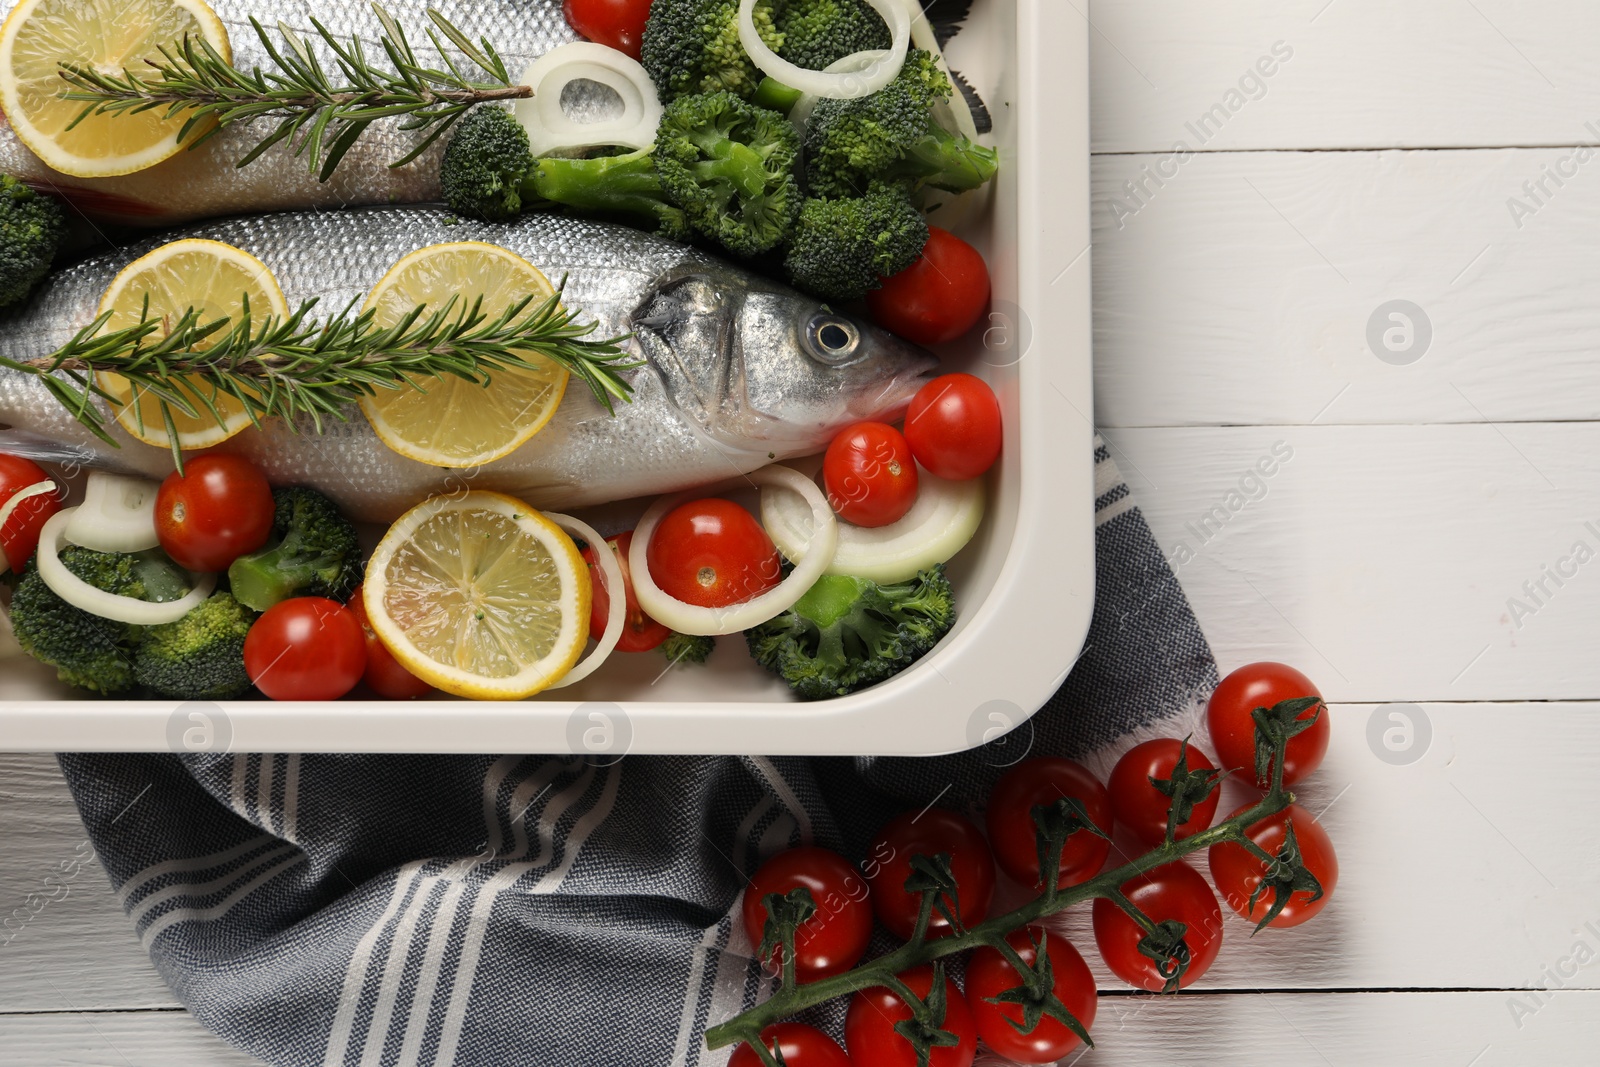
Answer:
[64,472,161,554]
[545,512,625,689]
[37,509,214,626]
[514,43,664,157]
[0,479,56,572]
[629,467,838,636]
[738,0,909,100]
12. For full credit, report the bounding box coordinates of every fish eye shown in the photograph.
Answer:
[804,315,861,364]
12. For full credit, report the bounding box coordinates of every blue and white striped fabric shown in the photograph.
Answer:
[57,439,1218,1066]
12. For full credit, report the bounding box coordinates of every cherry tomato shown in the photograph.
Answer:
[562,0,652,59]
[729,1023,853,1067]
[867,227,991,346]
[985,757,1112,891]
[742,846,873,984]
[348,587,433,700]
[823,421,918,527]
[845,965,976,1067]
[1207,662,1329,789]
[582,531,673,652]
[155,455,274,573]
[903,373,1002,481]
[966,927,1096,1063]
[244,597,366,701]
[1209,803,1338,929]
[866,809,995,941]
[647,498,781,609]
[0,453,61,573]
[1108,738,1222,848]
[1092,862,1223,991]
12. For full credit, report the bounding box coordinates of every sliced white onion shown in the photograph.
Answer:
[514,43,664,157]
[739,0,909,100]
[789,51,888,133]
[0,480,58,572]
[65,472,161,554]
[629,467,838,636]
[763,467,984,585]
[37,509,214,626]
[545,512,625,690]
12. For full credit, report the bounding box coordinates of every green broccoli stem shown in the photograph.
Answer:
[705,760,1298,1052]
[892,126,1001,193]
[520,153,684,231]
[753,77,803,115]
[228,550,317,614]
[683,131,771,199]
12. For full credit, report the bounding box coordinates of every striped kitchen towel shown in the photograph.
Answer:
[56,438,1217,1067]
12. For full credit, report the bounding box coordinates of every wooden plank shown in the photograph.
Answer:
[1082,0,1600,153]
[1091,148,1600,427]
[0,754,179,1012]
[1104,425,1600,701]
[0,1010,265,1066]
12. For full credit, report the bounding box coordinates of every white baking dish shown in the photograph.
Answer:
[0,0,1092,755]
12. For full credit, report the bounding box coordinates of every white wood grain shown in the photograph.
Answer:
[0,755,179,1013]
[1103,424,1600,701]
[1083,0,1600,153]
[0,1010,265,1066]
[1090,148,1600,428]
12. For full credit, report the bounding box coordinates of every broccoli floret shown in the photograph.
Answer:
[0,175,66,310]
[745,566,955,701]
[804,50,998,198]
[655,92,800,255]
[774,0,891,71]
[9,548,148,694]
[641,0,784,102]
[227,487,362,612]
[784,183,928,301]
[135,591,256,700]
[441,106,690,238]
[661,630,715,665]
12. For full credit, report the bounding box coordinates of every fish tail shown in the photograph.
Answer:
[0,430,131,475]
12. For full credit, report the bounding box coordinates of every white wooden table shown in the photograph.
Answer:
[6,0,1600,1062]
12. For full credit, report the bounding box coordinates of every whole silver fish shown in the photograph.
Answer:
[0,0,577,223]
[0,206,937,521]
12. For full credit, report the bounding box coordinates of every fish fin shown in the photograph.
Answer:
[948,69,994,135]
[0,430,133,475]
[925,0,975,46]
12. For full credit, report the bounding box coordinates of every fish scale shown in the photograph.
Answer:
[0,205,937,521]
[0,0,578,222]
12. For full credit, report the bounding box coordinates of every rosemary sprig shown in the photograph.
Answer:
[57,4,531,180]
[0,286,639,471]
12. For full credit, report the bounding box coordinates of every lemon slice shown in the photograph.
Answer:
[359,242,570,468]
[363,491,591,699]
[0,0,230,177]
[95,238,288,450]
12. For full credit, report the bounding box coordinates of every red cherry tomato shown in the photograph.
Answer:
[742,846,873,984]
[155,455,274,572]
[348,587,433,700]
[581,530,673,652]
[562,0,652,59]
[845,965,976,1067]
[1207,662,1329,789]
[1092,862,1223,991]
[866,809,995,941]
[646,498,781,609]
[1108,738,1222,848]
[986,757,1113,891]
[730,1024,852,1067]
[0,453,61,573]
[903,373,1002,481]
[867,227,991,346]
[823,421,918,528]
[244,597,366,701]
[1208,803,1338,929]
[966,927,1097,1063]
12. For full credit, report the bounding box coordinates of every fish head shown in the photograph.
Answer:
[630,270,939,454]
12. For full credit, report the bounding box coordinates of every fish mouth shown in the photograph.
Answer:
[849,353,941,423]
